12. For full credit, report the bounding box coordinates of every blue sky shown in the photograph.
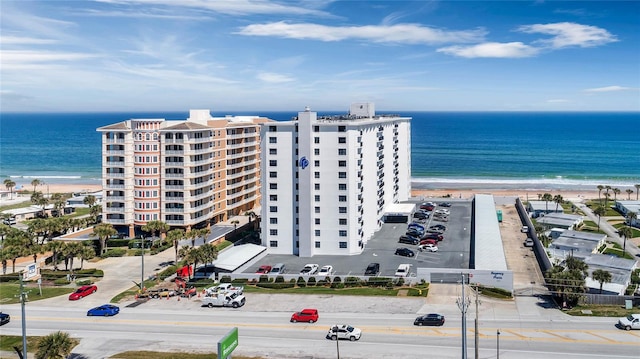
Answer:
[1,0,639,112]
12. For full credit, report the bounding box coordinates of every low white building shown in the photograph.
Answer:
[614,200,640,228]
[584,254,638,295]
[548,230,606,261]
[527,200,563,218]
[536,213,583,230]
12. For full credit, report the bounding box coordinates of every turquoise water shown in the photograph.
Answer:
[1,111,638,190]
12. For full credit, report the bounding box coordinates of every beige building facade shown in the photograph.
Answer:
[97,109,269,237]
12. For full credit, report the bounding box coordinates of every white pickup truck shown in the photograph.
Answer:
[201,292,246,308]
[618,314,640,330]
[204,283,244,296]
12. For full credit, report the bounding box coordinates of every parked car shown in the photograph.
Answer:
[270,263,286,274]
[364,263,380,276]
[398,235,419,245]
[256,265,272,274]
[422,233,443,241]
[413,212,427,219]
[69,285,97,300]
[395,263,412,277]
[326,324,362,341]
[521,226,529,233]
[438,202,452,207]
[408,223,425,231]
[414,313,445,326]
[142,288,176,299]
[0,312,10,326]
[420,239,438,246]
[291,308,319,323]
[430,224,447,231]
[418,243,438,252]
[395,248,415,257]
[435,209,450,215]
[412,218,427,224]
[87,304,120,317]
[524,238,534,247]
[406,228,424,238]
[618,314,640,330]
[419,202,436,211]
[300,264,319,275]
[433,216,449,222]
[318,265,334,276]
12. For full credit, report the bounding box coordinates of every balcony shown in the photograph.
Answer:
[105,138,125,144]
[164,173,184,178]
[184,136,211,144]
[104,183,125,189]
[105,196,125,201]
[106,150,125,155]
[105,218,126,224]
[165,185,184,190]
[164,207,184,213]
[164,138,184,144]
[164,150,184,155]
[104,207,125,213]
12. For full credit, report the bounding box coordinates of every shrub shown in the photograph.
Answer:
[108,239,130,247]
[297,276,307,288]
[150,243,172,255]
[258,275,270,283]
[344,276,362,287]
[256,282,295,289]
[53,278,70,286]
[231,278,248,284]
[307,277,316,287]
[158,266,177,280]
[331,282,345,289]
[367,277,393,287]
[274,276,285,283]
[75,279,93,286]
[100,248,126,258]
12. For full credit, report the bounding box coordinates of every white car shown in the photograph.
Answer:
[618,314,640,330]
[318,265,334,276]
[395,263,411,277]
[418,243,438,252]
[326,324,362,341]
[435,209,450,215]
[300,264,319,275]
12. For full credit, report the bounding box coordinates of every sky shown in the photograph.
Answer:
[1,0,639,112]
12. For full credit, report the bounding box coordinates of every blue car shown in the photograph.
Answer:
[87,304,120,317]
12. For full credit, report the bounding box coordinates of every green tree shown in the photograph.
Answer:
[626,188,634,200]
[79,245,96,269]
[597,185,604,204]
[141,220,169,245]
[545,256,588,307]
[50,193,66,217]
[89,204,102,224]
[592,205,606,231]
[35,331,74,359]
[83,194,97,207]
[167,228,185,264]
[4,244,26,274]
[46,240,66,270]
[612,188,620,202]
[200,243,218,267]
[618,226,633,258]
[553,194,564,213]
[604,185,612,208]
[635,184,640,200]
[541,193,553,214]
[31,179,41,194]
[91,223,117,254]
[3,179,16,199]
[62,241,84,272]
[626,211,637,227]
[591,269,612,294]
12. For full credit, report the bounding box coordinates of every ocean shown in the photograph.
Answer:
[1,111,639,192]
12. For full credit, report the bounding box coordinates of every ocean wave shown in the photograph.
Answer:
[9,175,83,179]
[411,177,639,190]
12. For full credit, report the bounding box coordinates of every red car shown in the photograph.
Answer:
[69,285,97,300]
[290,308,319,323]
[420,238,438,246]
[256,265,272,274]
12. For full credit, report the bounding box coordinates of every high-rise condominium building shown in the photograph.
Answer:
[97,109,270,237]
[260,103,411,257]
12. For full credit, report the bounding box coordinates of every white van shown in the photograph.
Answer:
[395,264,411,277]
[3,217,16,225]
[270,263,286,274]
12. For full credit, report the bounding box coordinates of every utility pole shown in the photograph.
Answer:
[141,237,145,292]
[496,329,501,359]
[19,274,28,359]
[474,283,480,359]
[456,273,470,359]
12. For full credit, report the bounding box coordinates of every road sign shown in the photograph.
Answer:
[23,263,39,281]
[218,327,238,359]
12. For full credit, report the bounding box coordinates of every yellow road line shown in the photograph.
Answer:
[542,330,574,342]
[586,331,618,343]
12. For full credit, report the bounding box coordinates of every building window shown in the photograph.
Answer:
[339,218,347,225]
[339,242,347,248]
[314,160,320,167]
[269,148,277,155]
[315,218,320,225]
[269,171,277,178]
[338,137,346,143]
[314,148,320,155]
[314,137,320,144]
[270,241,278,247]
[315,207,320,213]
[270,183,278,189]
[338,126,346,132]
[269,229,278,235]
[339,195,347,202]
[313,126,319,132]
[270,218,278,224]
[338,172,346,178]
[269,206,277,213]
[269,126,277,132]
[339,230,347,237]
[314,172,320,179]
[315,195,320,202]
[338,160,346,167]
[269,137,277,143]
[315,230,320,236]
[338,149,346,155]
[315,241,321,248]
[269,160,277,166]
[269,195,278,201]
[339,184,346,190]
[339,207,347,213]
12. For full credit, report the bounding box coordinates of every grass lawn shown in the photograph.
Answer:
[110,351,263,359]
[0,283,74,304]
[565,305,637,317]
[0,335,79,354]
[241,284,429,296]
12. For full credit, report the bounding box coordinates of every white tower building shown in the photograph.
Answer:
[260,103,411,257]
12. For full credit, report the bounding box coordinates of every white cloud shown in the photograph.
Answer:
[546,99,569,103]
[237,22,486,44]
[583,86,636,92]
[436,42,539,58]
[257,72,295,83]
[0,36,57,45]
[2,50,98,70]
[518,22,617,48]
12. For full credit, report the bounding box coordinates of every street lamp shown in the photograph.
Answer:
[456,273,470,359]
[496,329,500,359]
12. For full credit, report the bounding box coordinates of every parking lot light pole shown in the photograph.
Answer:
[497,329,500,359]
[456,273,470,359]
[141,237,145,292]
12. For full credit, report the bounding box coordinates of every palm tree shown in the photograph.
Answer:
[541,193,553,214]
[31,179,41,194]
[604,185,612,208]
[46,240,66,270]
[597,185,604,204]
[627,211,637,227]
[553,194,564,213]
[200,243,219,268]
[0,250,7,275]
[612,188,620,202]
[35,331,74,359]
[3,179,16,199]
[592,205,606,231]
[618,226,633,258]
[5,245,26,273]
[591,269,612,294]
[89,204,102,224]
[79,245,95,269]
[636,184,640,200]
[91,222,117,254]
[245,211,257,229]
[626,189,634,200]
[51,193,66,217]
[83,194,97,207]
[167,229,185,264]
[63,241,84,272]
[141,220,169,245]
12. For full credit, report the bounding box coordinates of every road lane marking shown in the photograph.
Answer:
[586,331,618,343]
[542,330,574,341]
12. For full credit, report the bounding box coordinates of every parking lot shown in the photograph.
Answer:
[242,199,473,277]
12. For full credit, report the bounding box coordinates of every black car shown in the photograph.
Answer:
[0,312,10,326]
[364,263,380,276]
[430,224,447,231]
[414,313,445,326]
[406,228,424,238]
[438,202,452,207]
[395,248,415,257]
[413,212,427,219]
[398,236,419,245]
